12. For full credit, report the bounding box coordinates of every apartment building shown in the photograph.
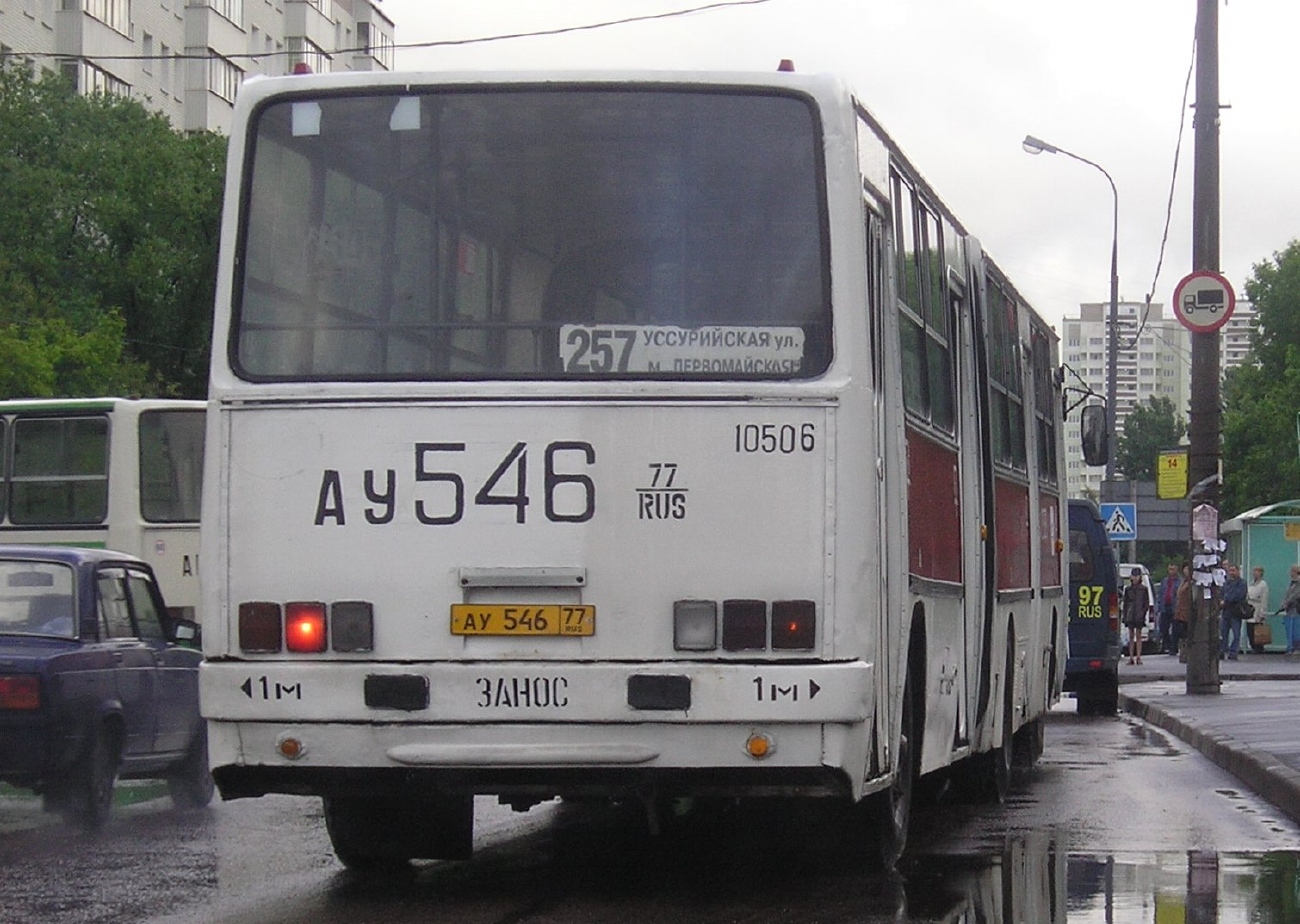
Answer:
[0,0,395,133]
[1061,298,1256,498]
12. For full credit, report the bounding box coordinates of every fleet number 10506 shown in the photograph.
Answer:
[734,423,816,454]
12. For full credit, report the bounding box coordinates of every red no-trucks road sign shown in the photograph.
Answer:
[1172,270,1236,333]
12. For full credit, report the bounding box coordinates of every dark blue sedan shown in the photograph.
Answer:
[0,546,212,827]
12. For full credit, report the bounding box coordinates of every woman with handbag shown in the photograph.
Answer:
[1247,566,1270,653]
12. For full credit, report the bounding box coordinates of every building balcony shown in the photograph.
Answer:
[285,0,335,53]
[56,6,134,61]
[185,5,246,60]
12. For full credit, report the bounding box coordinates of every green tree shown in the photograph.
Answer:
[0,68,225,398]
[1222,240,1300,516]
[1116,396,1187,480]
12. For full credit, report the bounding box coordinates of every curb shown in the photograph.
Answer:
[1120,691,1300,828]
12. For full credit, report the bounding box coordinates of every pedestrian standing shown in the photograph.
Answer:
[1156,563,1181,654]
[1174,562,1193,664]
[1281,565,1300,656]
[1122,567,1151,665]
[1246,566,1270,653]
[1220,563,1248,660]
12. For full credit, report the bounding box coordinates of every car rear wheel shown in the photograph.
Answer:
[168,726,216,809]
[68,728,119,830]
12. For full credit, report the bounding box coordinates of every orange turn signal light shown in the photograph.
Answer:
[745,732,775,759]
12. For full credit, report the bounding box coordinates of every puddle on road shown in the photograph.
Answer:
[3,795,1299,923]
[904,838,1300,923]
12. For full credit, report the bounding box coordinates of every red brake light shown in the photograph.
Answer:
[285,602,328,653]
[0,675,40,711]
[771,600,816,649]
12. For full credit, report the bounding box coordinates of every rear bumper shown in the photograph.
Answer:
[1062,659,1118,693]
[202,659,875,801]
[213,761,854,802]
[201,660,872,724]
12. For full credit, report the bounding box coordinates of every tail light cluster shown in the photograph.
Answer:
[238,601,374,654]
[0,675,40,711]
[239,598,815,654]
[1107,591,1120,634]
[673,599,816,652]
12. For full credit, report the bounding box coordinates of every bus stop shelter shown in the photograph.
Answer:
[1222,499,1300,651]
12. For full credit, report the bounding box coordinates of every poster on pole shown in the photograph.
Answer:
[1157,449,1189,499]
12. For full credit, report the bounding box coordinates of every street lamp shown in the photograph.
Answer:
[1023,134,1120,483]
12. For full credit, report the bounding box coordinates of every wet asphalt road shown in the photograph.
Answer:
[2,702,1299,923]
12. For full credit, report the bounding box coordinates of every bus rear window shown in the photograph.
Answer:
[138,410,205,523]
[234,88,830,381]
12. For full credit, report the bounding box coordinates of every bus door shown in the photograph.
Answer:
[865,204,897,772]
[965,248,998,730]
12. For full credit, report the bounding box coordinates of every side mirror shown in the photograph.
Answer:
[1080,404,1109,467]
[171,618,201,647]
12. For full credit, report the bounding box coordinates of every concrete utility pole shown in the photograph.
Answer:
[1185,0,1222,695]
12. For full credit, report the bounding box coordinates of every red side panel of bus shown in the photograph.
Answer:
[995,477,1031,590]
[1038,491,1061,587]
[906,428,962,583]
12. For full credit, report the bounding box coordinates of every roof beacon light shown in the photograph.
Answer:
[777,59,795,72]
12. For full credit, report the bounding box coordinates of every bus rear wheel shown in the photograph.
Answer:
[959,635,1014,803]
[870,666,916,868]
[324,794,474,872]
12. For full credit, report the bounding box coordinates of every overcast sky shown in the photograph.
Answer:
[379,0,1299,334]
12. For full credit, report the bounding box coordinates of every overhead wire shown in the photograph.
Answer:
[3,0,778,64]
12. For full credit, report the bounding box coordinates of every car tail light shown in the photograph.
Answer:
[239,602,283,652]
[0,675,40,711]
[1107,591,1120,634]
[285,602,328,653]
[722,599,767,651]
[771,600,816,649]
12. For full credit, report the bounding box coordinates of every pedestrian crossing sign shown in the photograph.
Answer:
[1100,503,1137,541]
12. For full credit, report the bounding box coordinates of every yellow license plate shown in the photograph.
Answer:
[450,604,595,637]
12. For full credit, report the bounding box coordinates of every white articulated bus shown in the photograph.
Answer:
[0,398,205,621]
[200,67,1077,868]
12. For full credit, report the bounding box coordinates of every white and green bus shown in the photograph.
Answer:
[199,67,1082,869]
[0,398,205,621]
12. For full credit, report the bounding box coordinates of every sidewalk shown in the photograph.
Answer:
[1115,650,1300,827]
